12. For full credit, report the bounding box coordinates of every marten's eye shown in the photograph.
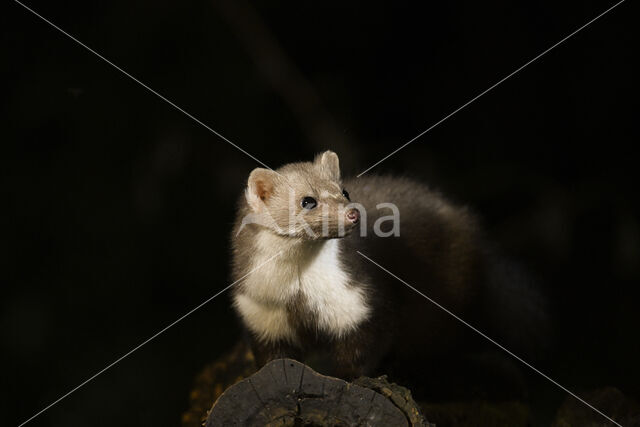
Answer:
[342,189,350,201]
[301,196,317,210]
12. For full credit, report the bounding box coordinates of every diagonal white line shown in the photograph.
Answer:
[357,251,622,427]
[18,250,283,427]
[13,0,273,171]
[357,0,627,177]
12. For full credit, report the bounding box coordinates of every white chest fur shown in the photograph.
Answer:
[234,235,370,344]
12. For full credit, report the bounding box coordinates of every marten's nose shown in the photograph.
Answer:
[346,208,360,224]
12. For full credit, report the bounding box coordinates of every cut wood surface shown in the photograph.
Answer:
[206,358,429,426]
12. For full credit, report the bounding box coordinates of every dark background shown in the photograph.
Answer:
[2,0,637,425]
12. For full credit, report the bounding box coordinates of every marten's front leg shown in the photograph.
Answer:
[332,329,378,380]
[250,337,302,368]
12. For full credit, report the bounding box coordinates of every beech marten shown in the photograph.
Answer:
[231,151,548,398]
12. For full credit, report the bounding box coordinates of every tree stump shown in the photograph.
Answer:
[184,343,544,426]
[182,341,257,427]
[206,358,430,426]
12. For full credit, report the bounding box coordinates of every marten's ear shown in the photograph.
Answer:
[246,168,279,212]
[314,150,340,181]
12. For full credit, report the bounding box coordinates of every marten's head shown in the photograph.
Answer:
[241,151,360,239]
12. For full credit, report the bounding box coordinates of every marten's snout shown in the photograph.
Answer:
[346,208,360,224]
